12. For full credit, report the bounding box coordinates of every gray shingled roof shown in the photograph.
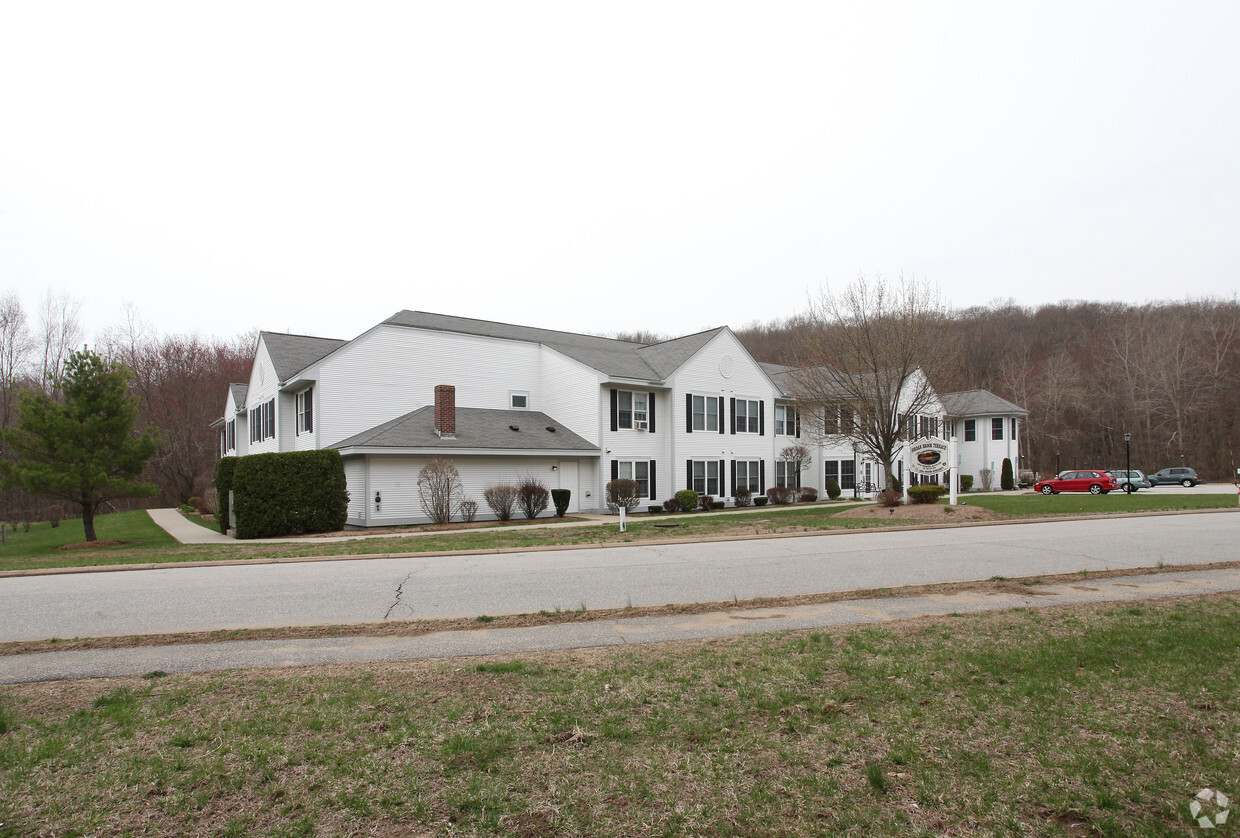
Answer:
[384,311,725,382]
[332,406,599,452]
[229,383,249,411]
[940,389,1029,417]
[261,332,348,383]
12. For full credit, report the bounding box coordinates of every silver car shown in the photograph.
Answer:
[1107,469,1152,493]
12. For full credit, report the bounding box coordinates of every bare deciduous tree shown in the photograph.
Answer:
[417,458,463,524]
[0,292,33,428]
[778,444,812,488]
[37,289,84,395]
[786,274,962,490]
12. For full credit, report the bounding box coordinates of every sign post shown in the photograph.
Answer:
[619,505,627,532]
[949,436,958,505]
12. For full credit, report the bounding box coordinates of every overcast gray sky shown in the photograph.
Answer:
[2,1,1237,345]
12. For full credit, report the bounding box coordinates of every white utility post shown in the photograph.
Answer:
[902,445,911,505]
[949,436,958,505]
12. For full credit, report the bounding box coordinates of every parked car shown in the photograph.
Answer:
[1033,469,1119,495]
[1107,469,1152,493]
[1147,467,1201,487]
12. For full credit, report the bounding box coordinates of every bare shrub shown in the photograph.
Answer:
[417,458,463,524]
[877,489,902,507]
[483,485,519,521]
[979,468,994,491]
[797,487,818,503]
[458,498,478,523]
[662,497,682,513]
[733,487,752,507]
[698,494,715,512]
[517,476,550,519]
[605,478,641,514]
[766,486,794,504]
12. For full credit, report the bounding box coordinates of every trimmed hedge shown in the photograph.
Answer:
[213,456,238,534]
[231,450,349,539]
[674,489,699,513]
[1001,458,1015,491]
[960,474,974,492]
[825,478,841,500]
[907,484,949,504]
[551,489,571,518]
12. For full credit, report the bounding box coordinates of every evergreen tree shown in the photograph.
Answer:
[0,349,161,541]
[1001,457,1015,491]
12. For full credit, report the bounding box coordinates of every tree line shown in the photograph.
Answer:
[735,296,1240,481]
[0,291,253,527]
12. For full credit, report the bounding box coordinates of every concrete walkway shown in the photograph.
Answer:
[3,567,1236,684]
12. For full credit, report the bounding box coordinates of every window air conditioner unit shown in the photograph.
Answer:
[634,420,648,430]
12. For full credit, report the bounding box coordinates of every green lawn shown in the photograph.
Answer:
[0,496,1234,574]
[0,509,176,561]
[958,492,1235,515]
[1,595,1235,836]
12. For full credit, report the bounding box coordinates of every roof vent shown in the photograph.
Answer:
[546,426,556,433]
[509,425,519,432]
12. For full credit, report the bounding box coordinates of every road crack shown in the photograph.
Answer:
[384,572,417,621]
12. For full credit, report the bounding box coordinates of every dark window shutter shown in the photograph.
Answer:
[794,408,800,438]
[759,401,765,436]
[306,386,313,432]
[611,459,618,482]
[716,397,723,434]
[686,460,693,490]
[649,460,657,499]
[730,398,736,434]
[730,460,736,496]
[610,389,619,432]
[760,460,766,495]
[685,393,693,433]
[719,460,726,497]
[648,392,656,433]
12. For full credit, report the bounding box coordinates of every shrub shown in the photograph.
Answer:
[200,487,218,515]
[699,494,715,512]
[662,497,682,513]
[648,505,662,514]
[890,477,903,493]
[187,496,203,513]
[908,484,949,504]
[484,485,519,521]
[754,496,768,506]
[674,489,699,513]
[825,478,841,500]
[960,474,975,492]
[734,487,752,507]
[214,456,238,534]
[1001,458,1015,491]
[877,489,902,507]
[605,478,642,514]
[517,476,550,519]
[458,498,479,523]
[231,450,348,539]
[712,501,725,509]
[551,489,571,518]
[797,487,818,503]
[418,458,463,524]
[766,486,794,504]
[1018,470,1034,488]
[979,468,994,491]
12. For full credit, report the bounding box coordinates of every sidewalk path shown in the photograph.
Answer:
[3,567,1236,684]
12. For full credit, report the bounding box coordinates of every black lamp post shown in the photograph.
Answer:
[1055,449,1060,475]
[1124,431,1132,493]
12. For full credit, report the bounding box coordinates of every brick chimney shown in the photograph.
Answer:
[434,385,456,437]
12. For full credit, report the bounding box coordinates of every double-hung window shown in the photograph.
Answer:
[691,395,719,432]
[776,461,794,488]
[735,460,760,493]
[691,460,720,496]
[775,406,797,436]
[964,419,976,442]
[617,461,650,498]
[735,399,760,433]
[296,387,314,434]
[992,417,1004,440]
[617,391,648,430]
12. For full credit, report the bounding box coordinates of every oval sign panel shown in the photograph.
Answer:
[908,438,950,475]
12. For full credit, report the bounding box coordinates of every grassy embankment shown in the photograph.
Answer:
[0,594,1236,836]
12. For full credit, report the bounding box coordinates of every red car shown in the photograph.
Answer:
[1034,470,1118,495]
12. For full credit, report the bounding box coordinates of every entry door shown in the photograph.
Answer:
[558,461,580,512]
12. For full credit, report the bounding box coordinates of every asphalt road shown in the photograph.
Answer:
[1,511,1235,642]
